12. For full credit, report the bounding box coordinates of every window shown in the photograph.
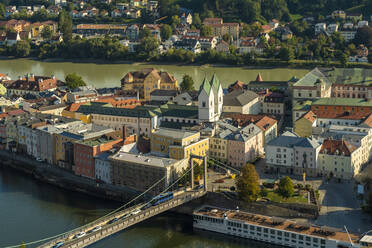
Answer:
[202,102,206,107]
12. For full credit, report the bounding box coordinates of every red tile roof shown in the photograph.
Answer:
[66,103,85,112]
[314,111,369,120]
[300,111,316,123]
[361,113,372,127]
[224,113,277,131]
[320,139,357,156]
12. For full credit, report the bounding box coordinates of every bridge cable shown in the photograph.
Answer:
[2,158,201,248]
[208,157,241,174]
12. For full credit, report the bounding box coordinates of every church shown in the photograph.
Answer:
[198,74,223,122]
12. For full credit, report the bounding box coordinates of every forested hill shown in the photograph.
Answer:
[160,0,372,23]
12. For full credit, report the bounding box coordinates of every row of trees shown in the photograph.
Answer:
[160,0,372,24]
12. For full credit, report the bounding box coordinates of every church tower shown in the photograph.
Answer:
[198,74,223,122]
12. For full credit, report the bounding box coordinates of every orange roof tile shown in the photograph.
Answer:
[300,111,316,123]
[320,139,357,156]
[314,111,369,120]
[66,103,85,112]
[361,113,372,127]
[254,116,277,131]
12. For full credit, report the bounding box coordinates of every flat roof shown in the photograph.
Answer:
[194,206,360,244]
[152,128,198,140]
[110,151,181,168]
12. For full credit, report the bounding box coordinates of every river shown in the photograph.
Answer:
[0,168,281,248]
[0,59,309,88]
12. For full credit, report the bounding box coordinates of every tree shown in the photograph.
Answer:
[200,25,213,37]
[279,46,294,61]
[138,36,159,59]
[13,40,30,57]
[41,26,53,40]
[59,11,72,43]
[278,176,294,198]
[340,53,348,67]
[160,24,172,41]
[171,15,180,26]
[193,13,202,29]
[180,74,195,91]
[222,34,231,43]
[139,27,152,40]
[236,164,260,202]
[354,27,372,46]
[0,3,5,19]
[65,73,86,89]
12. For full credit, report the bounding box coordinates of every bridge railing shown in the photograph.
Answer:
[37,204,140,248]
[63,190,205,248]
[39,190,205,248]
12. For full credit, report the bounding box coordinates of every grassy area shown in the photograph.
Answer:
[265,191,308,204]
[290,14,303,22]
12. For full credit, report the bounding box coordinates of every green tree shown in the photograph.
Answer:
[222,34,231,43]
[278,176,294,198]
[139,27,152,39]
[180,74,195,91]
[41,26,53,40]
[193,13,202,29]
[0,3,5,19]
[65,73,86,89]
[171,15,180,26]
[160,24,172,41]
[200,25,213,37]
[236,164,260,202]
[13,40,30,57]
[138,36,159,59]
[279,46,294,61]
[340,53,348,67]
[58,11,72,43]
[354,26,372,46]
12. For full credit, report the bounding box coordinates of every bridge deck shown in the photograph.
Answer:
[38,190,206,248]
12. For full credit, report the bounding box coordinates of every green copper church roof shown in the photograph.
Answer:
[210,74,220,91]
[200,77,211,94]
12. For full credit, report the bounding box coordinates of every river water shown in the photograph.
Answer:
[0,168,281,248]
[0,59,309,88]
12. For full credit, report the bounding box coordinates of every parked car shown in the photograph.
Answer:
[36,157,42,162]
[74,232,86,239]
[52,242,64,248]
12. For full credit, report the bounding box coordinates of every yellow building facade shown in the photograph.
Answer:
[151,128,209,161]
[121,69,178,101]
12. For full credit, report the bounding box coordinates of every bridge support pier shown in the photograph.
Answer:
[190,158,194,189]
[203,157,207,192]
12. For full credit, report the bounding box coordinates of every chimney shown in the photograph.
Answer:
[122,125,126,138]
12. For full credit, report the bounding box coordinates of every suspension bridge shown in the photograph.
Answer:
[3,156,238,248]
